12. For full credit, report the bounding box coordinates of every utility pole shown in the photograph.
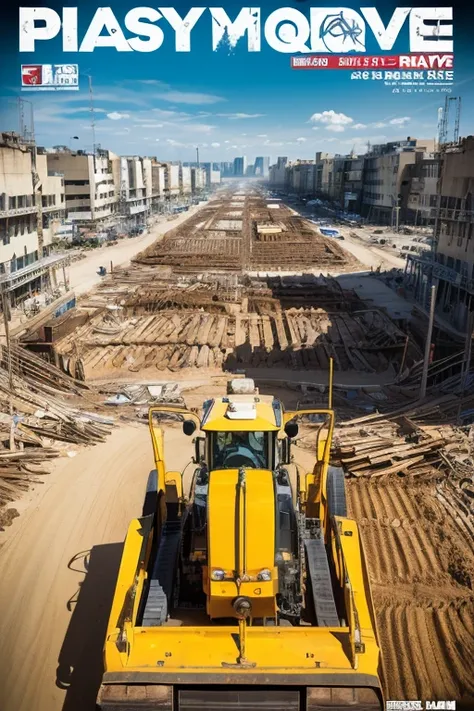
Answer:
[87,74,96,165]
[420,283,437,399]
[457,309,474,423]
[1,284,14,395]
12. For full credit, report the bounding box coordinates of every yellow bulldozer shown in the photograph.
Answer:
[97,369,383,710]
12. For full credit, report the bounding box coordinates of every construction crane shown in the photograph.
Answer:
[96,369,383,711]
[438,96,461,147]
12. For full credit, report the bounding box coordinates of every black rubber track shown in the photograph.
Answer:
[326,466,347,518]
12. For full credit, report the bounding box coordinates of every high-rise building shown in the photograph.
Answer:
[220,161,233,177]
[254,156,270,177]
[233,156,247,177]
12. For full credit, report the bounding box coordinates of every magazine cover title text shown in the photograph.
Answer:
[19,6,453,54]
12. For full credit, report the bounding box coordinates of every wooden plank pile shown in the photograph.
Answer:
[332,412,471,479]
[0,344,114,528]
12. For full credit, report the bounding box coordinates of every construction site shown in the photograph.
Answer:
[19,189,416,381]
[0,185,473,711]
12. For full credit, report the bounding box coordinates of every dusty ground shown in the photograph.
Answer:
[0,422,192,711]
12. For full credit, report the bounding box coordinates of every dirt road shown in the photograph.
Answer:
[68,206,205,297]
[0,423,192,711]
[337,230,406,271]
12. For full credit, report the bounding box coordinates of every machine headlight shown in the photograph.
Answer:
[257,568,272,581]
[211,569,225,581]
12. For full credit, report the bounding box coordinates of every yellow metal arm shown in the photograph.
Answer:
[148,406,201,494]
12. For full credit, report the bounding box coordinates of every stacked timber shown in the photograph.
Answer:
[332,415,471,479]
[0,345,114,527]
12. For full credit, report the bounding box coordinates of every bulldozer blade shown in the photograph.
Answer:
[98,684,382,710]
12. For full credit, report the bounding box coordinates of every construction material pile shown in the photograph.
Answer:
[331,403,474,479]
[0,345,114,528]
[53,303,409,379]
[133,190,361,273]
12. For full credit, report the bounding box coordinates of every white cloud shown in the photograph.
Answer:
[181,122,216,133]
[107,112,130,120]
[371,121,387,128]
[241,133,247,136]
[154,90,224,105]
[232,144,238,148]
[312,127,320,131]
[224,140,230,144]
[296,137,307,143]
[152,109,189,118]
[155,139,160,142]
[389,116,411,125]
[166,138,185,146]
[217,113,264,119]
[257,134,268,138]
[211,142,220,148]
[310,110,353,132]
[134,123,163,129]
[353,123,367,129]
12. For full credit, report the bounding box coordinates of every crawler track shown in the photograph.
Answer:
[347,478,474,706]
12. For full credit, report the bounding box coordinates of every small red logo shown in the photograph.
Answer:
[21,65,42,86]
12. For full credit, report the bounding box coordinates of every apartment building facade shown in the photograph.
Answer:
[362,138,435,224]
[268,157,289,188]
[405,136,474,335]
[180,165,192,195]
[339,155,364,213]
[191,166,207,192]
[47,148,118,228]
[314,152,335,197]
[0,132,66,305]
[405,154,439,226]
[289,161,315,196]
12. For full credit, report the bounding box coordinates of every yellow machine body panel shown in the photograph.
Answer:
[102,512,380,684]
[207,468,277,618]
[201,397,280,432]
[104,626,379,679]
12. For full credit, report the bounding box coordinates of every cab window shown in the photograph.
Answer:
[212,431,269,469]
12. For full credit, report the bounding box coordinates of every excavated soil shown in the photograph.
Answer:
[347,478,474,705]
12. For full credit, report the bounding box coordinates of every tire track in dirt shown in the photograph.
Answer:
[433,605,474,696]
[459,600,474,637]
[399,603,432,698]
[348,477,474,705]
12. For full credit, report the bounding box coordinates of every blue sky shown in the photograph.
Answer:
[1,1,473,162]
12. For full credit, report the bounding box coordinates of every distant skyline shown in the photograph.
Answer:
[0,1,473,162]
